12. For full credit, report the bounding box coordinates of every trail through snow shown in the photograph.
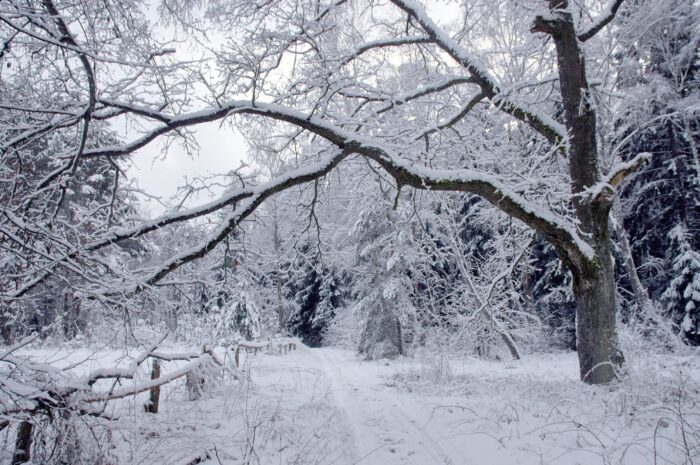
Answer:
[260,348,470,465]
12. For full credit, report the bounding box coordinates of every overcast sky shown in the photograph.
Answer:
[129,122,247,217]
[126,2,248,217]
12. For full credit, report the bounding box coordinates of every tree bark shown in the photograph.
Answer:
[534,0,625,383]
[571,241,624,383]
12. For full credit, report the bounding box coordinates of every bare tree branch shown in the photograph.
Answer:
[416,92,485,140]
[104,102,591,290]
[389,0,567,146]
[578,0,626,42]
[11,95,594,296]
[338,35,434,67]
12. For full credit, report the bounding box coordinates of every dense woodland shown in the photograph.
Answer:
[0,0,699,464]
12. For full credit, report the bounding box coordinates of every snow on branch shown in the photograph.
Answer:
[87,99,351,159]
[229,101,589,261]
[13,97,592,294]
[117,148,351,292]
[388,0,567,146]
[80,334,167,387]
[3,354,62,377]
[578,0,626,42]
[0,336,226,421]
[415,92,486,140]
[11,101,353,297]
[84,114,347,253]
[79,344,222,403]
[0,114,81,152]
[372,76,474,115]
[150,351,201,361]
[0,333,44,362]
[84,101,236,159]
[257,106,589,260]
[577,153,651,205]
[358,146,595,263]
[603,152,651,187]
[121,101,592,285]
[84,355,212,403]
[39,0,97,187]
[338,35,434,67]
[1,325,64,377]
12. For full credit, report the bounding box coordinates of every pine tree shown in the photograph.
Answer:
[284,242,347,347]
[662,226,700,343]
[312,268,345,343]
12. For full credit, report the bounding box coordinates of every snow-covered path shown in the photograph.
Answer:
[312,348,469,465]
[248,347,479,464]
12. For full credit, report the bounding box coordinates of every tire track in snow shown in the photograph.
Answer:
[314,348,469,465]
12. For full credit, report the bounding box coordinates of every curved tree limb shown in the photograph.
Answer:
[13,98,593,297]
[338,35,435,67]
[389,0,567,146]
[578,0,626,42]
[89,101,592,291]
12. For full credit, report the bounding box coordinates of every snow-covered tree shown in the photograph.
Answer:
[662,226,700,343]
[2,0,683,386]
[352,195,416,359]
[611,0,700,341]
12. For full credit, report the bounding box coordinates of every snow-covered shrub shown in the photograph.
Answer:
[26,412,118,465]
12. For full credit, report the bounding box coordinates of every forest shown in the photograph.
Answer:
[0,0,698,463]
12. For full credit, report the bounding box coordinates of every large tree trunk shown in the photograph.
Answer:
[534,0,625,383]
[572,243,624,384]
[572,191,625,384]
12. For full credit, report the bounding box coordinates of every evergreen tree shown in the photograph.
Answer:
[615,0,700,342]
[285,243,347,347]
[662,226,700,342]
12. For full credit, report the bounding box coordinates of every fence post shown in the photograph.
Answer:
[12,421,33,465]
[144,358,161,414]
[186,345,212,401]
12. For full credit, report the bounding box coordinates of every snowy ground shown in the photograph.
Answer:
[2,345,698,464]
[253,348,699,465]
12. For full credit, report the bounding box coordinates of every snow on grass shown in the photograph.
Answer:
[2,344,697,464]
[389,350,700,465]
[1,344,345,465]
[107,348,346,465]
